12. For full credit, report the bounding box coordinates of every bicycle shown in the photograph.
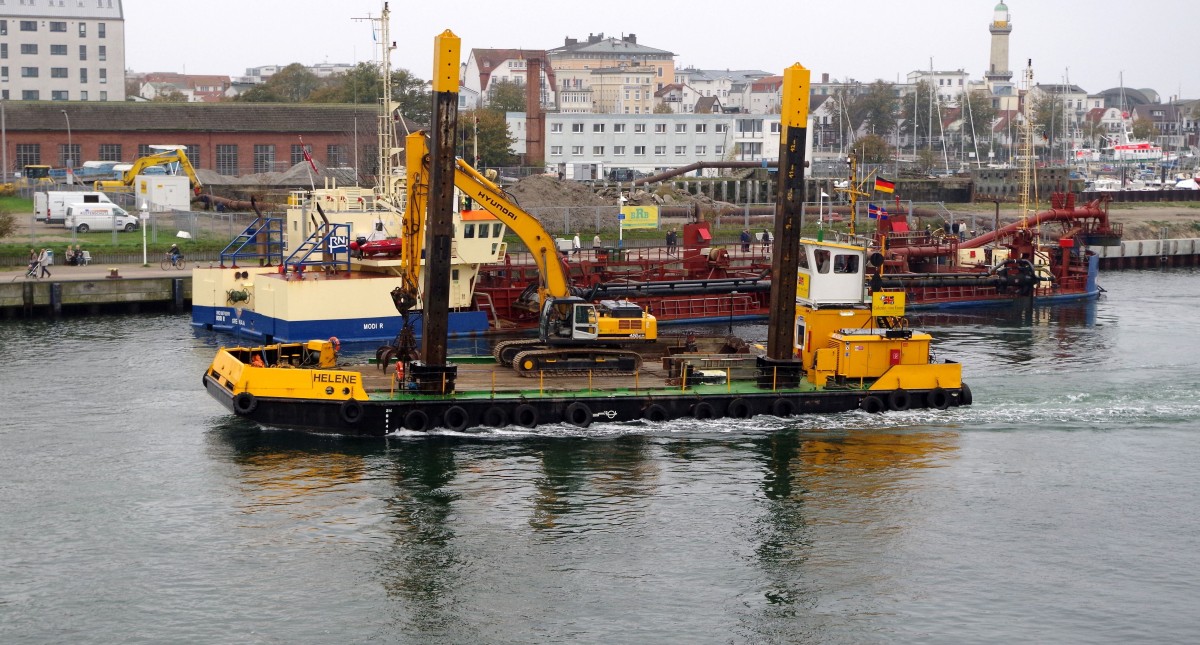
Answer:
[161,253,186,270]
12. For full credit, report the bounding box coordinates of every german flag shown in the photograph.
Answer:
[874,177,895,193]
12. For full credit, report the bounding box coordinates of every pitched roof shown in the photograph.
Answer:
[467,49,557,93]
[694,96,721,114]
[550,36,673,58]
[4,102,413,133]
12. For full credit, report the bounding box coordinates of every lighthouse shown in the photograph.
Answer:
[986,2,1013,82]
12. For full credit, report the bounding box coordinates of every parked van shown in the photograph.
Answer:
[42,191,114,225]
[64,203,139,233]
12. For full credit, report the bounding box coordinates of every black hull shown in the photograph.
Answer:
[205,376,969,437]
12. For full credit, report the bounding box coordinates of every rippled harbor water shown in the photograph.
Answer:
[2,269,1199,644]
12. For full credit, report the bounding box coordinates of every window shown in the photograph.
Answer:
[0,44,6,59]
[0,21,6,36]
[252,145,276,173]
[290,144,310,166]
[634,124,646,133]
[571,146,583,156]
[634,146,646,156]
[51,68,68,79]
[715,145,725,155]
[571,122,584,133]
[216,145,239,175]
[695,145,706,155]
[80,68,87,83]
[78,23,87,37]
[675,123,686,133]
[695,124,707,133]
[715,124,727,133]
[138,144,154,158]
[21,67,38,78]
[51,90,69,101]
[593,146,604,155]
[16,144,40,167]
[98,46,106,62]
[99,69,107,84]
[0,67,6,80]
[654,146,666,155]
[327,144,346,166]
[833,253,859,274]
[185,145,200,167]
[20,44,38,55]
[80,91,88,100]
[99,91,107,101]
[550,146,563,156]
[2,91,8,100]
[79,45,87,61]
[99,23,106,38]
[20,21,37,32]
[593,123,605,133]
[614,145,625,156]
[51,44,67,56]
[99,144,122,162]
[21,90,39,100]
[59,143,81,166]
[814,249,831,273]
[654,123,667,133]
[614,123,625,133]
[551,123,563,133]
[50,22,68,32]
[674,146,686,155]
[770,122,781,134]
[737,119,763,133]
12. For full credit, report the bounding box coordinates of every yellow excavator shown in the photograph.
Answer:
[395,131,658,376]
[93,145,203,194]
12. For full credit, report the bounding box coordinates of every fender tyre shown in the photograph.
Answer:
[340,398,364,425]
[692,401,715,420]
[483,406,509,428]
[772,398,796,418]
[514,404,539,428]
[565,402,592,428]
[926,387,950,410]
[958,382,973,406]
[861,395,885,414]
[403,409,430,432]
[443,405,471,432]
[233,392,257,415]
[888,389,911,412]
[643,404,669,423]
[727,398,752,419]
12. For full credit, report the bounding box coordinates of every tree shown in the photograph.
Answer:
[390,69,432,126]
[307,62,382,104]
[653,102,673,114]
[851,134,893,164]
[487,79,526,113]
[235,63,322,102]
[915,149,938,173]
[1030,92,1063,147]
[900,81,936,147]
[828,81,896,145]
[125,78,142,100]
[151,89,189,103]
[458,109,515,167]
[957,90,997,151]
[1131,117,1156,141]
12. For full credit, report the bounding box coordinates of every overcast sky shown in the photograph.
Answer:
[123,0,1194,100]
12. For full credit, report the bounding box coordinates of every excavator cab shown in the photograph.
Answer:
[540,297,599,343]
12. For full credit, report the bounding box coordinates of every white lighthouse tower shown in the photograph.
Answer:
[986,2,1013,83]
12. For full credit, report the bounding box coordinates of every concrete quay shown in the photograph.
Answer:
[0,262,191,318]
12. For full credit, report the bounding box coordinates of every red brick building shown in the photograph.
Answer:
[2,102,410,179]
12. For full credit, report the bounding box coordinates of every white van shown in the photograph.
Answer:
[65,203,140,233]
[42,191,114,225]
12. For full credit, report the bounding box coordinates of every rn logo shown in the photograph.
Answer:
[329,235,349,253]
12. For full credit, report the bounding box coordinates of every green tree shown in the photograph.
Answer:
[487,79,526,113]
[653,102,674,114]
[235,63,322,103]
[151,89,189,102]
[851,134,893,164]
[0,211,15,239]
[307,62,382,104]
[1030,92,1063,146]
[458,109,515,167]
[1131,117,1156,141]
[391,69,432,126]
[915,149,938,173]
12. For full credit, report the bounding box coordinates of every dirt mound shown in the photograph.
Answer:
[505,174,609,209]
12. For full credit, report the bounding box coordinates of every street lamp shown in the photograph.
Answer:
[61,109,72,183]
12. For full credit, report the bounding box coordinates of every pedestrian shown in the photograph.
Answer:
[593,234,602,253]
[26,249,39,278]
[761,229,771,251]
[740,229,751,253]
[37,248,52,278]
[572,233,581,255]
[666,228,678,254]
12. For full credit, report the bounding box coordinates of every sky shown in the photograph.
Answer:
[123,0,1195,100]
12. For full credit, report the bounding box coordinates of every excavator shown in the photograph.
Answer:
[93,145,203,195]
[383,131,658,377]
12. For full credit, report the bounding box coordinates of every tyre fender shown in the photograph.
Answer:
[565,402,592,428]
[692,401,715,420]
[339,398,364,424]
[514,404,539,429]
[926,387,950,410]
[958,382,973,406]
[233,392,257,415]
[443,405,471,432]
[861,395,885,414]
[727,398,752,419]
[887,389,911,411]
[772,398,796,418]
[643,403,669,422]
[403,408,430,432]
[483,406,509,428]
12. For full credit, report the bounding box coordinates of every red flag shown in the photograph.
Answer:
[299,136,318,173]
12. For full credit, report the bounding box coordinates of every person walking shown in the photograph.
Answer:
[740,229,752,253]
[593,234,602,254]
[572,233,581,256]
[761,229,771,251]
[37,248,52,278]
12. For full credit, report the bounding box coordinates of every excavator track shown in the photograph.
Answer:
[492,338,543,367]
[510,348,643,377]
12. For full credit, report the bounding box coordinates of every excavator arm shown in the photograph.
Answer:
[94,149,203,194]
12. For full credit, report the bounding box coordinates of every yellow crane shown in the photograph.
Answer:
[93,145,203,194]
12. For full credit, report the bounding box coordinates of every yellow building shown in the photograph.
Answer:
[548,33,675,114]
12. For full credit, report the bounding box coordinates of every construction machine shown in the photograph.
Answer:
[389,131,658,377]
[93,145,203,194]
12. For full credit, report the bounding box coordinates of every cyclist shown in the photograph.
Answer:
[168,243,182,267]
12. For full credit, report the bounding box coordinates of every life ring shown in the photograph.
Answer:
[926,387,950,410]
[483,406,509,428]
[404,409,430,431]
[565,402,592,428]
[861,395,884,414]
[692,401,715,420]
[772,398,796,418]
[233,392,257,415]
[643,404,669,422]
[514,404,539,428]
[958,382,974,406]
[443,405,471,432]
[340,398,364,424]
[727,398,752,419]
[888,389,911,411]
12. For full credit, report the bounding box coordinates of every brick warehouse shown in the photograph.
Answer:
[1,102,419,180]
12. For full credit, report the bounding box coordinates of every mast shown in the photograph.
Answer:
[1017,59,1036,231]
[357,3,404,205]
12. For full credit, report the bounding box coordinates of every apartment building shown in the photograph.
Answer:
[1,0,125,101]
[548,33,674,114]
[461,48,556,110]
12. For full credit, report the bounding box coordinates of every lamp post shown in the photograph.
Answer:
[61,109,73,184]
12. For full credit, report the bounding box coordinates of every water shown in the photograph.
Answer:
[2,270,1199,644]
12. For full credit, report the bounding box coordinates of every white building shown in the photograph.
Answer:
[461,49,556,110]
[907,70,971,105]
[1,1,126,101]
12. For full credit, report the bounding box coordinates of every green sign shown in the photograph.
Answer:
[620,205,659,230]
